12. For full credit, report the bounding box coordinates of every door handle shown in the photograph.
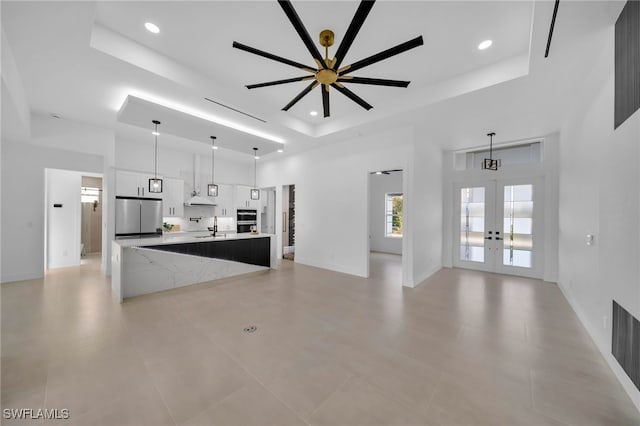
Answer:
[485,237,493,240]
[495,237,503,240]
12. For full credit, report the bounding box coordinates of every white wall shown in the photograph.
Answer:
[260,127,415,278]
[259,126,443,287]
[115,137,253,185]
[408,131,443,286]
[46,169,82,269]
[369,172,403,255]
[558,47,640,409]
[1,140,103,282]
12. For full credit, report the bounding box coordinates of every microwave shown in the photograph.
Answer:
[237,209,257,233]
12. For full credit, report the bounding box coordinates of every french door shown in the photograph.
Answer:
[453,178,543,278]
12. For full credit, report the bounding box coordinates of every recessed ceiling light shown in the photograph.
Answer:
[211,145,219,150]
[152,131,159,136]
[277,149,284,153]
[478,40,492,50]
[254,155,260,160]
[375,171,382,175]
[145,22,160,34]
[309,111,318,116]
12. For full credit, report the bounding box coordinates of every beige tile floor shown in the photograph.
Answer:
[2,252,639,426]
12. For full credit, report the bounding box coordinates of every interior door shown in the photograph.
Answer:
[453,178,543,278]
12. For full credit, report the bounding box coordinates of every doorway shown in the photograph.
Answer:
[260,187,276,234]
[81,176,103,262]
[282,184,295,261]
[45,169,103,271]
[453,177,543,278]
[368,169,403,282]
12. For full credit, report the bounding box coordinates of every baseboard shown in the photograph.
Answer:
[369,250,402,256]
[294,257,368,278]
[407,265,442,288]
[1,271,43,284]
[557,280,640,413]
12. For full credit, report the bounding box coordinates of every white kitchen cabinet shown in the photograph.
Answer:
[234,185,260,210]
[214,184,234,217]
[162,178,184,217]
[115,170,162,199]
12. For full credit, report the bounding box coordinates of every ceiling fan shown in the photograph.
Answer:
[232,0,423,118]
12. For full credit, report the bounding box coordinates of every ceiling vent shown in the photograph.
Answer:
[204,98,266,123]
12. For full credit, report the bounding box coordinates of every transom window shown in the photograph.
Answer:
[385,193,403,238]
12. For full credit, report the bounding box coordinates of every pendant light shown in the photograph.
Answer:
[482,132,501,171]
[207,136,218,197]
[250,147,260,200]
[148,120,163,192]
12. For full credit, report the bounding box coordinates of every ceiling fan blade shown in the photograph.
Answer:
[331,83,372,110]
[333,0,376,70]
[322,84,330,117]
[233,41,316,72]
[278,0,328,69]
[337,76,410,88]
[282,81,319,111]
[339,36,423,75]
[246,76,313,89]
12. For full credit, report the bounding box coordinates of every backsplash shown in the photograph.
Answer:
[163,206,235,232]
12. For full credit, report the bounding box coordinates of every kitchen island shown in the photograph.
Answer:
[111,233,276,302]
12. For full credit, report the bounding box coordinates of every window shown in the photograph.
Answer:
[385,193,403,237]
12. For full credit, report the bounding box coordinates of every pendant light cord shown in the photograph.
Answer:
[154,126,158,179]
[152,120,161,180]
[211,136,216,184]
[253,147,258,188]
[487,132,495,160]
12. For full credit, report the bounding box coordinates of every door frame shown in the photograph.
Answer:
[452,176,545,279]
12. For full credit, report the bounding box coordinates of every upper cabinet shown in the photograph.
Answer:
[234,185,260,210]
[115,170,162,199]
[213,184,234,217]
[163,178,184,217]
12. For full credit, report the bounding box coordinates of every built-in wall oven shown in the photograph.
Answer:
[237,209,257,233]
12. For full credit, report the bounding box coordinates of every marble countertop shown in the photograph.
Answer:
[114,232,273,248]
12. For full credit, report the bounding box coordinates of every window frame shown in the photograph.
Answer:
[384,192,403,238]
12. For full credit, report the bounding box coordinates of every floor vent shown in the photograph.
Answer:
[204,98,267,123]
[612,300,640,391]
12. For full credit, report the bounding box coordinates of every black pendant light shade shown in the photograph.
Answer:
[482,132,501,171]
[148,120,163,192]
[208,136,218,197]
[251,147,260,200]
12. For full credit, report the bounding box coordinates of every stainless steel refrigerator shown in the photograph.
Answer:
[115,196,163,238]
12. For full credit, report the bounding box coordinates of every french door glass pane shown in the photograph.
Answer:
[503,184,533,268]
[460,187,485,262]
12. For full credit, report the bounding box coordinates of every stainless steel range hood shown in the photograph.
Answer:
[184,194,215,206]
[184,154,216,206]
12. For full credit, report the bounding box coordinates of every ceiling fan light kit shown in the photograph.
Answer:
[233,0,423,118]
